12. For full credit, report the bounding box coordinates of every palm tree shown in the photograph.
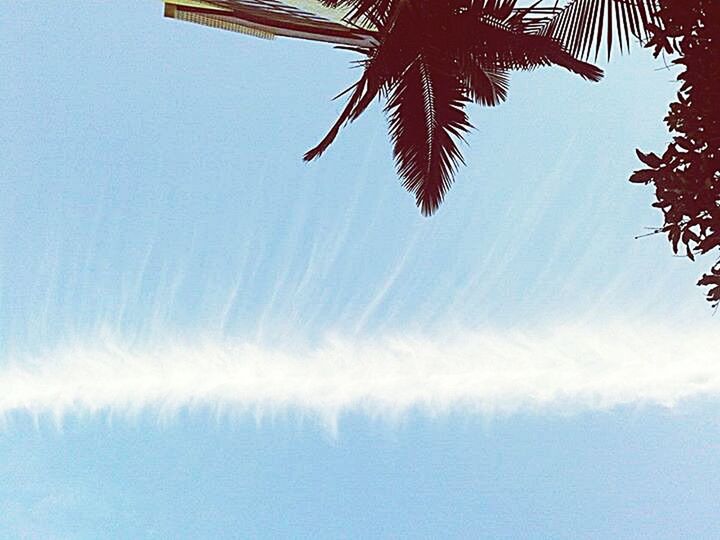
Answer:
[164,0,661,215]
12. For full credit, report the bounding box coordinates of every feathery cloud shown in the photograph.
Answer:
[1,321,716,428]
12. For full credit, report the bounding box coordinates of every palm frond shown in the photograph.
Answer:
[318,0,393,28]
[303,21,409,161]
[535,0,662,60]
[462,65,510,107]
[385,51,472,216]
[451,15,604,81]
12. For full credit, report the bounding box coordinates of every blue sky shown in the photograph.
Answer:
[2,1,719,538]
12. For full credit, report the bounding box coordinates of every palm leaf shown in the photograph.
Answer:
[450,13,604,81]
[301,54,384,161]
[385,50,472,215]
[303,19,409,161]
[534,0,662,60]
[462,65,510,107]
[317,0,393,28]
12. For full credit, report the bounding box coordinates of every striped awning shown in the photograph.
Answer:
[163,0,378,47]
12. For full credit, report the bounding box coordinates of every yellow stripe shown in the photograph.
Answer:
[164,3,276,40]
[165,0,231,12]
[173,10,276,39]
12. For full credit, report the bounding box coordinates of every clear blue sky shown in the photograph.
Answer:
[2,2,719,538]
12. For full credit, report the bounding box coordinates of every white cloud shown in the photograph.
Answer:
[1,321,717,428]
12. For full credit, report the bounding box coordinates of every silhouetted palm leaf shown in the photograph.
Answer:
[302,18,409,160]
[385,50,472,215]
[318,0,393,27]
[462,65,510,107]
[448,9,604,81]
[534,0,661,60]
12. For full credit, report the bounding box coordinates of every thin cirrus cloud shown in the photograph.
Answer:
[1,321,717,428]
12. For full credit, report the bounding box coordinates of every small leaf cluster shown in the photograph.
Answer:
[631,0,720,307]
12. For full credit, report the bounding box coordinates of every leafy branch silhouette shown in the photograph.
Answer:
[305,0,659,215]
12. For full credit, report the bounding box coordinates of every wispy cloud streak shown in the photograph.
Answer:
[1,322,717,426]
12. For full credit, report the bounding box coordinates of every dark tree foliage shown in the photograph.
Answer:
[630,1,720,306]
[306,0,608,215]
[303,0,662,214]
[200,1,660,215]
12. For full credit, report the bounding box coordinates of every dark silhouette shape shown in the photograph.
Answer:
[165,0,661,215]
[165,1,720,305]
[303,1,603,215]
[630,0,720,307]
[303,0,660,214]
